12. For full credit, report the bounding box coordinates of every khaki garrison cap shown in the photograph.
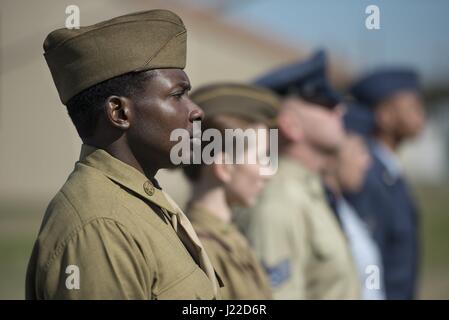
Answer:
[190,83,281,126]
[43,9,187,104]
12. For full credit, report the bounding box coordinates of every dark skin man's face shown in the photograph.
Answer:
[391,91,425,139]
[377,90,425,142]
[126,69,203,170]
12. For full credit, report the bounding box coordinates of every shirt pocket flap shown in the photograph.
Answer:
[154,267,215,300]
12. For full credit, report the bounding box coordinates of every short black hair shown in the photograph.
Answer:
[66,70,155,138]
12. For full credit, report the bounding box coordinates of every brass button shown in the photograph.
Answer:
[143,181,155,196]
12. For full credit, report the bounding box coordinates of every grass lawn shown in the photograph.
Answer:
[0,184,448,299]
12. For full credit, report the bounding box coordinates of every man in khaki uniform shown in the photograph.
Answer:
[238,51,361,299]
[26,10,221,299]
[183,83,278,299]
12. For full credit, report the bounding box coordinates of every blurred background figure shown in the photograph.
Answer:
[324,132,385,300]
[345,69,426,299]
[182,83,278,299]
[237,50,361,299]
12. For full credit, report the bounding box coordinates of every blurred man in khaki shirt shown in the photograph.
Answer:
[26,10,221,299]
[238,51,361,299]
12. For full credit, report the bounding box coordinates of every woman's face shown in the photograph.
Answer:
[224,124,271,207]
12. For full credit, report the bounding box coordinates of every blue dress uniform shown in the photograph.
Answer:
[344,69,421,299]
[345,140,419,300]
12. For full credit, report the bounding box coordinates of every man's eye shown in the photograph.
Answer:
[172,90,187,100]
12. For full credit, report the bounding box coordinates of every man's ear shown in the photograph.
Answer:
[104,96,131,130]
[334,103,347,119]
[278,110,303,143]
[375,103,395,133]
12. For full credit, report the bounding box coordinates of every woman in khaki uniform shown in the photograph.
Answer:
[183,83,279,299]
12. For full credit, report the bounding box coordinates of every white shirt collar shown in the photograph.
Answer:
[372,140,403,180]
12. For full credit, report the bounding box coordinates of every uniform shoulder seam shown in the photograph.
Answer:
[43,216,137,272]
[59,189,83,223]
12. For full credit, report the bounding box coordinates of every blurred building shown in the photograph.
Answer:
[0,0,351,210]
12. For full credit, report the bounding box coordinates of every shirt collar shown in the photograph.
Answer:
[336,197,356,217]
[79,144,180,216]
[279,156,324,198]
[371,140,403,180]
[187,203,233,235]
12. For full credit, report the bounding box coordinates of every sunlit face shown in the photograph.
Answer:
[392,91,426,138]
[127,69,204,169]
[336,134,371,192]
[294,98,346,154]
[377,90,426,141]
[224,124,271,207]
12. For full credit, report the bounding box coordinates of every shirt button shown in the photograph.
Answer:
[143,180,155,196]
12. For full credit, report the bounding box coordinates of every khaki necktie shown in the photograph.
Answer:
[160,191,220,297]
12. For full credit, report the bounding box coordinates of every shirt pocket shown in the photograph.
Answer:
[153,267,216,300]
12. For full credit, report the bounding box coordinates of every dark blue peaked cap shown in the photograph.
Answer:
[254,50,342,108]
[350,68,420,108]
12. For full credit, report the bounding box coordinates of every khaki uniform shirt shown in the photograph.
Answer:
[26,145,221,299]
[188,204,272,300]
[238,157,361,299]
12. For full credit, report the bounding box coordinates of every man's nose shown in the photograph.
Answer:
[189,102,204,122]
[334,103,347,118]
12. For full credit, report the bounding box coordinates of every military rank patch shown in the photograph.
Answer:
[263,259,291,288]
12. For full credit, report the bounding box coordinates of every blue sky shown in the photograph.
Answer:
[193,0,449,85]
